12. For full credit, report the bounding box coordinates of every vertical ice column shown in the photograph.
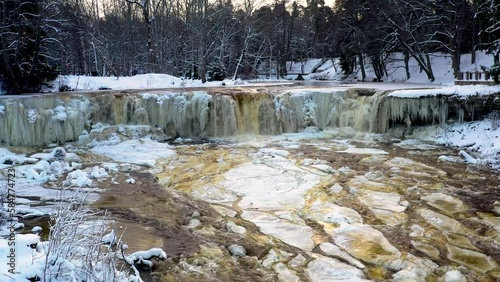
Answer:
[0,96,90,146]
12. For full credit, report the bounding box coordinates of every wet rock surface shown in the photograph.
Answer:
[5,130,500,281]
[146,134,499,281]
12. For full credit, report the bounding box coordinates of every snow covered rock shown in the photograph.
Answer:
[228,244,246,257]
[49,147,66,162]
[31,226,42,234]
[65,170,92,187]
[102,230,116,245]
[442,270,466,282]
[226,221,246,234]
[187,218,201,228]
[459,150,477,164]
[288,254,308,269]
[90,166,108,178]
[126,248,167,266]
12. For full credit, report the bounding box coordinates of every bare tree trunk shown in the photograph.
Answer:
[452,0,467,78]
[425,53,435,82]
[147,21,154,71]
[471,0,478,64]
[358,53,366,81]
[233,34,248,80]
[404,51,410,80]
[200,0,207,83]
[452,51,461,78]
[269,42,273,78]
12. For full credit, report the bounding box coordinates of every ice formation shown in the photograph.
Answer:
[0,87,498,146]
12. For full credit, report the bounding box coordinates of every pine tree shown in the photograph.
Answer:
[207,59,227,81]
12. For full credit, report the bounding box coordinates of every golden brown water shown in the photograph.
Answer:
[141,136,500,281]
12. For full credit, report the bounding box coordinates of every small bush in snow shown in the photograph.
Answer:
[0,183,6,232]
[43,189,127,281]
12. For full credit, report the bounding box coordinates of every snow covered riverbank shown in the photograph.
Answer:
[407,119,500,169]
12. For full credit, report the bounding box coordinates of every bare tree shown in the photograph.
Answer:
[125,0,162,72]
[0,0,63,93]
[382,0,437,82]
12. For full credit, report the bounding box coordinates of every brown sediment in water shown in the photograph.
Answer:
[91,168,298,281]
[93,171,206,257]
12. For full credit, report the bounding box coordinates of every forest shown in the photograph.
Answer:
[0,0,499,93]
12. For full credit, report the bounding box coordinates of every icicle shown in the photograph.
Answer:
[0,88,481,146]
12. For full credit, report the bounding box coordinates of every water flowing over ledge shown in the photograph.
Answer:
[0,88,499,146]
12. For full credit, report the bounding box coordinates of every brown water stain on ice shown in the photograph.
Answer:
[156,145,251,194]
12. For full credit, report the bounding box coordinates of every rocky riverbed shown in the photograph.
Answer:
[2,124,498,281]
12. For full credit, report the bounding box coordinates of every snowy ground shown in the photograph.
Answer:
[388,85,500,98]
[0,137,169,280]
[305,52,495,85]
[47,75,446,94]
[46,73,250,93]
[0,51,488,96]
[407,120,500,168]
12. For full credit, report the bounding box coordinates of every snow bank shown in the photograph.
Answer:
[0,224,165,281]
[53,73,183,91]
[0,148,38,169]
[0,234,44,281]
[388,85,500,99]
[410,120,500,168]
[0,147,80,185]
[286,59,324,74]
[50,73,246,92]
[127,248,167,261]
[304,52,495,85]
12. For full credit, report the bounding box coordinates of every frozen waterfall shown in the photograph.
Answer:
[0,89,494,146]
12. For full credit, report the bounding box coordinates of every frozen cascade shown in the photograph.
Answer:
[141,92,214,136]
[335,89,388,132]
[0,95,90,146]
[381,96,448,132]
[0,89,493,146]
[273,89,389,132]
[379,94,500,132]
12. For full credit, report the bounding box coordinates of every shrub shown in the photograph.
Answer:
[207,59,227,81]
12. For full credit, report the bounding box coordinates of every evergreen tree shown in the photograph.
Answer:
[207,59,227,81]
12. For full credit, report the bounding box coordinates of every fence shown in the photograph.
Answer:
[456,71,493,81]
[455,71,497,85]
